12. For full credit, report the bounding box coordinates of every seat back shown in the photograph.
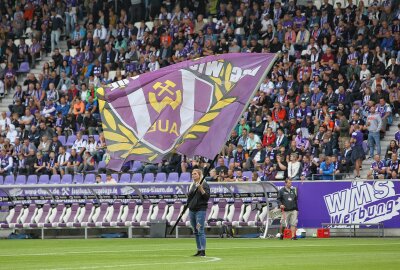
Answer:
[167,172,179,182]
[142,173,154,183]
[61,174,73,184]
[106,202,122,222]
[6,205,23,224]
[135,200,153,222]
[155,173,167,183]
[38,175,49,184]
[226,199,244,222]
[179,172,191,182]
[131,173,142,183]
[91,203,109,223]
[4,175,14,185]
[49,175,61,184]
[119,173,131,183]
[62,203,80,223]
[26,175,38,185]
[15,175,26,185]
[150,200,168,220]
[34,204,51,224]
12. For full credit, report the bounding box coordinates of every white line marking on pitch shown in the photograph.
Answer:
[46,256,222,270]
[0,242,399,257]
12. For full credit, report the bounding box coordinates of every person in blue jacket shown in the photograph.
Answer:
[319,156,335,180]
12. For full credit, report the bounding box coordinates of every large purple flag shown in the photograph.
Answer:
[98,53,277,170]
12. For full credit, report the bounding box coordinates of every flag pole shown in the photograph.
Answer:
[169,154,219,235]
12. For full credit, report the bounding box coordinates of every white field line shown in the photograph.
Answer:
[0,242,399,257]
[47,256,222,270]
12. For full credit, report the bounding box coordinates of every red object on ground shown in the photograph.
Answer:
[283,229,292,239]
[317,228,330,238]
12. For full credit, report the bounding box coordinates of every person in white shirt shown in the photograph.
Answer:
[56,146,71,176]
[0,79,4,97]
[246,132,261,152]
[359,64,371,81]
[6,125,18,145]
[106,173,117,184]
[288,153,301,180]
[0,148,13,175]
[93,23,107,44]
[148,55,160,72]
[259,77,274,95]
[72,132,88,156]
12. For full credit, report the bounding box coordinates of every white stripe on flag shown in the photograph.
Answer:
[128,88,151,139]
[180,70,196,135]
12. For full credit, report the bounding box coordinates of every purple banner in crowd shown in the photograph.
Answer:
[274,181,400,228]
[98,53,277,170]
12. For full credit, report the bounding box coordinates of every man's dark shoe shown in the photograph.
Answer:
[199,250,206,257]
[193,251,201,256]
[291,236,298,240]
[279,233,284,240]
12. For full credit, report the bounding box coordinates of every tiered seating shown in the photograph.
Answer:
[0,172,199,184]
[0,199,268,238]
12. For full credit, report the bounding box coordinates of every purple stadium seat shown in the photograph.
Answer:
[98,161,106,170]
[151,200,168,222]
[119,201,137,226]
[168,201,184,226]
[93,135,99,142]
[26,175,37,185]
[84,174,96,184]
[131,200,153,227]
[38,175,49,184]
[155,172,167,182]
[131,173,142,183]
[65,135,77,147]
[74,203,94,227]
[49,175,61,184]
[131,161,142,172]
[167,172,179,182]
[57,203,80,227]
[58,136,66,146]
[46,204,66,227]
[243,171,253,181]
[87,203,109,227]
[239,201,262,227]
[17,62,30,75]
[3,175,14,185]
[102,201,123,226]
[119,173,131,183]
[14,204,37,228]
[27,204,51,228]
[15,175,26,185]
[179,172,191,182]
[0,204,23,228]
[61,174,73,184]
[82,135,88,142]
[73,174,84,184]
[0,175,4,185]
[223,199,244,226]
[142,173,154,183]
[111,173,119,182]
[208,199,228,226]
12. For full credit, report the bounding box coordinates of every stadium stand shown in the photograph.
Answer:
[0,0,400,238]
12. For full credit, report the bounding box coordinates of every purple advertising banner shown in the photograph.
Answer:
[273,181,400,228]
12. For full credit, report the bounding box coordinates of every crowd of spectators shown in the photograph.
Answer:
[0,0,400,181]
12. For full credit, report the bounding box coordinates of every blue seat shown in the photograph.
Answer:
[73,174,84,184]
[84,174,96,184]
[26,175,38,185]
[143,173,154,183]
[15,175,26,185]
[155,173,167,183]
[119,173,131,183]
[167,172,179,182]
[131,173,143,183]
[179,172,191,182]
[38,175,49,184]
[49,175,61,184]
[3,175,14,185]
[61,174,73,184]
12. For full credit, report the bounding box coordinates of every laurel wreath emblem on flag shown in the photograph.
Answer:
[98,60,238,163]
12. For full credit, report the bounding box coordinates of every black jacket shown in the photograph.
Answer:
[188,181,210,211]
[277,187,298,211]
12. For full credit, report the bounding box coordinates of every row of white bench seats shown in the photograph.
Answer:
[1,199,267,237]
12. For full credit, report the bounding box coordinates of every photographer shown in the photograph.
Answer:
[277,179,298,240]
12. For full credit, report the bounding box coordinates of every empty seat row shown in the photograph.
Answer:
[0,199,267,230]
[0,172,192,185]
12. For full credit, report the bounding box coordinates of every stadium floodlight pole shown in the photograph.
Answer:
[169,154,219,235]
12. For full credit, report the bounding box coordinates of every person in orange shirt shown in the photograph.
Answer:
[72,96,85,117]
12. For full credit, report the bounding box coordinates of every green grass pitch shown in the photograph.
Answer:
[0,238,399,270]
